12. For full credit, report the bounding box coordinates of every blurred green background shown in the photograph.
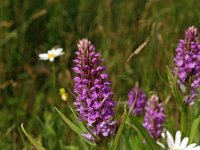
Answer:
[0,0,200,149]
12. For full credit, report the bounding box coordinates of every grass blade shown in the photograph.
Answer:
[111,106,127,150]
[21,124,46,150]
[189,116,200,143]
[54,107,96,146]
[166,67,187,134]
[126,118,160,150]
[166,67,185,111]
[54,107,82,134]
[125,121,142,138]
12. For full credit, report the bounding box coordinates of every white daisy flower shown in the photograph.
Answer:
[38,48,64,62]
[157,130,200,150]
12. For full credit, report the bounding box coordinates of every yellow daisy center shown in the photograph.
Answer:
[48,53,55,59]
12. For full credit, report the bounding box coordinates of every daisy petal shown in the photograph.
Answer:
[38,53,48,60]
[47,49,54,54]
[161,132,166,139]
[185,143,197,150]
[57,52,64,56]
[156,141,165,149]
[49,58,54,62]
[180,137,189,149]
[167,131,174,149]
[55,48,64,56]
[192,146,200,150]
[174,130,181,148]
[56,48,63,53]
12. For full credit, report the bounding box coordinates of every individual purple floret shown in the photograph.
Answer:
[143,94,165,140]
[174,26,200,105]
[128,85,146,116]
[73,39,117,140]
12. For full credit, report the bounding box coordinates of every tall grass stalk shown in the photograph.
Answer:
[181,108,187,135]
[51,62,56,90]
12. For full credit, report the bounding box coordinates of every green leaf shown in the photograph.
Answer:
[67,102,79,122]
[166,67,187,134]
[54,107,82,134]
[111,95,145,150]
[125,121,142,138]
[111,105,127,150]
[115,97,122,117]
[190,116,200,143]
[54,107,96,146]
[126,118,160,150]
[21,124,46,150]
[157,70,170,87]
[166,67,185,111]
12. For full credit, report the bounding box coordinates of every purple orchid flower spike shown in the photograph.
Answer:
[143,94,165,140]
[174,26,200,105]
[73,39,117,141]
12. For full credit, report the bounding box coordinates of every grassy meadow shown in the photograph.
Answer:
[0,0,200,149]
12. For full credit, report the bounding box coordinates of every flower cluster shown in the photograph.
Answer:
[143,94,165,140]
[73,39,116,140]
[128,85,146,116]
[174,26,200,105]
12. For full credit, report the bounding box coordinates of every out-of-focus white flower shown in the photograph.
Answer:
[39,48,64,62]
[157,130,200,150]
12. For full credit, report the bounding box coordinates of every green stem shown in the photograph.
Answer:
[180,108,187,135]
[51,62,56,90]
[97,141,107,150]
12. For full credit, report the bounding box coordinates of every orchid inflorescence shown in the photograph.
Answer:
[73,39,117,141]
[174,26,200,105]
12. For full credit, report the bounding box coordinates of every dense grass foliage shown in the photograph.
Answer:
[0,0,200,149]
